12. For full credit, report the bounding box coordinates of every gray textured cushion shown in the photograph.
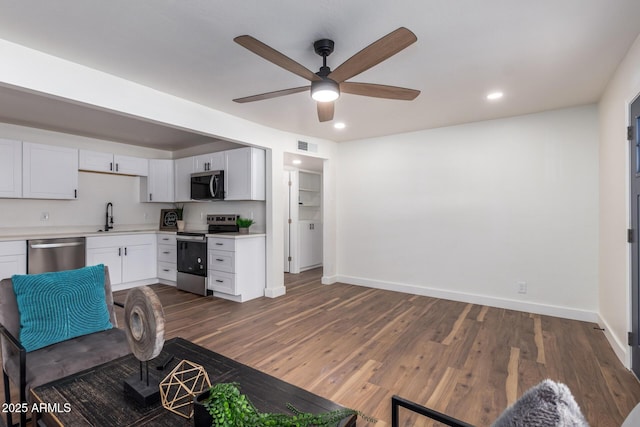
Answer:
[492,379,589,427]
[622,402,640,427]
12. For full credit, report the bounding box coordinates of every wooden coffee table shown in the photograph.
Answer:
[30,337,356,426]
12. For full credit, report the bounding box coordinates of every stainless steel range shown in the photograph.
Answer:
[176,214,239,295]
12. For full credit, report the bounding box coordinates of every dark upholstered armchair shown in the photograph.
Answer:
[0,265,130,427]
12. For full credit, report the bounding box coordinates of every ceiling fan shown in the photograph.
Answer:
[232,27,421,122]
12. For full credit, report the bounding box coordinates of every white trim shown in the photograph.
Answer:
[599,313,631,369]
[337,275,599,323]
[321,275,337,285]
[264,286,286,298]
[111,278,157,292]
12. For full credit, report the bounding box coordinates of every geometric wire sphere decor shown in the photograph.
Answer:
[159,360,211,419]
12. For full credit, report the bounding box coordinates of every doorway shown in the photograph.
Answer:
[630,93,640,378]
[283,153,324,275]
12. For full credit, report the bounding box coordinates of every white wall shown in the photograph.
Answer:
[336,105,599,321]
[598,33,640,366]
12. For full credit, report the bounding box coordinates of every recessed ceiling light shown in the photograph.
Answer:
[334,122,346,129]
[486,91,504,100]
[292,159,302,165]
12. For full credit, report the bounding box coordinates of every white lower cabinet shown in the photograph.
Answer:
[298,221,323,271]
[0,241,26,281]
[157,234,177,283]
[207,235,265,302]
[86,234,157,287]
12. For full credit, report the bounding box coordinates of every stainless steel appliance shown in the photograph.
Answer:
[190,170,224,201]
[27,237,86,274]
[176,214,239,295]
[176,234,207,295]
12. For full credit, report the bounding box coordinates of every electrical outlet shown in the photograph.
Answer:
[40,212,49,221]
[518,281,527,294]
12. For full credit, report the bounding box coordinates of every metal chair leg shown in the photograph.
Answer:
[2,369,12,427]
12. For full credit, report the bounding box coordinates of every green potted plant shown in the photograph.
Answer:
[174,204,185,231]
[193,383,376,427]
[236,217,254,234]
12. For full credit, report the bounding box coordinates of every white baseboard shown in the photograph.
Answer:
[336,275,599,323]
[598,314,631,369]
[111,278,157,292]
[321,275,337,285]
[264,285,286,298]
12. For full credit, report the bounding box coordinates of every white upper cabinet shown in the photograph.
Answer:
[23,142,78,199]
[79,149,148,176]
[0,138,22,198]
[113,155,149,176]
[174,157,194,202]
[141,159,174,202]
[193,152,224,172]
[224,147,265,201]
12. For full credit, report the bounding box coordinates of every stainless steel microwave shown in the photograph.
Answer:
[190,170,225,200]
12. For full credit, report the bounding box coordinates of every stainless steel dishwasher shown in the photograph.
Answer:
[27,237,86,274]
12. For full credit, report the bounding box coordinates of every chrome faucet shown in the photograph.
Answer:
[105,202,114,231]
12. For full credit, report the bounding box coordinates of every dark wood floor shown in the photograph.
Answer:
[113,269,639,426]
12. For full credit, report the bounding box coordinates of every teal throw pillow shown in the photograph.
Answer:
[12,264,113,352]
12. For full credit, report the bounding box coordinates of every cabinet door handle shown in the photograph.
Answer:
[163,269,170,272]
[74,189,78,198]
[215,243,223,246]
[118,248,122,256]
[124,247,128,256]
[110,162,113,171]
[216,258,224,262]
[149,193,153,201]
[116,163,119,172]
[216,279,224,283]
[162,251,170,254]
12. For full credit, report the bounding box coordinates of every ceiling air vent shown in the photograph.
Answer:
[297,140,318,153]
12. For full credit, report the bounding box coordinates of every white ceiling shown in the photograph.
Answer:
[0,0,639,148]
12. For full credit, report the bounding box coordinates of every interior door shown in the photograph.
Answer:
[630,94,640,378]
[284,171,292,273]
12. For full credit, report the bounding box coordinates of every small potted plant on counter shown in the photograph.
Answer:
[236,217,254,234]
[175,203,185,232]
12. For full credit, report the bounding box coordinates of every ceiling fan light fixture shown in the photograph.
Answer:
[311,78,340,102]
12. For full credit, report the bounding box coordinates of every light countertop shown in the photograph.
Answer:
[0,227,265,242]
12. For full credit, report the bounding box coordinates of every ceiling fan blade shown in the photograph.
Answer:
[340,82,420,100]
[317,102,334,122]
[328,27,417,83]
[233,86,309,103]
[234,35,321,82]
